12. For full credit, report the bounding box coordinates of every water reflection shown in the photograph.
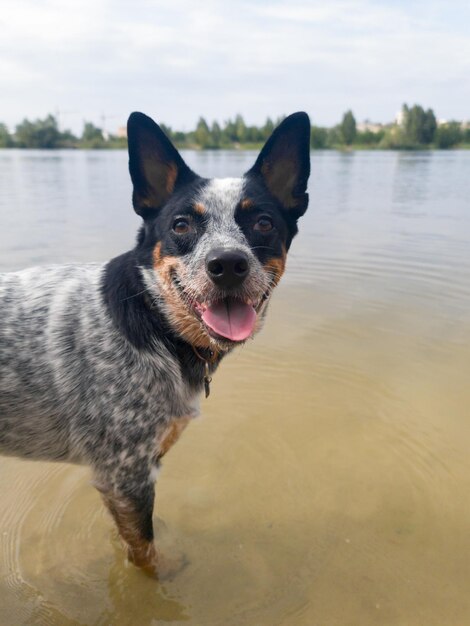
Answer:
[101,558,190,625]
[1,150,470,625]
[392,151,432,209]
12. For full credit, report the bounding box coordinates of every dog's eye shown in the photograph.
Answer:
[172,217,191,235]
[254,216,274,232]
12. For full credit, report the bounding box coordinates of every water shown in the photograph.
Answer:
[1,149,470,625]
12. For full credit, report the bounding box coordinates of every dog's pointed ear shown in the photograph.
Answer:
[127,112,196,219]
[246,112,311,219]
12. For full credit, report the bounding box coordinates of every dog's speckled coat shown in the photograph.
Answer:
[0,111,311,577]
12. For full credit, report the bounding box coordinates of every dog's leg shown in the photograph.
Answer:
[98,482,157,572]
[95,474,184,579]
[93,418,191,578]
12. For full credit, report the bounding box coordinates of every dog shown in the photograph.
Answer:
[0,111,311,578]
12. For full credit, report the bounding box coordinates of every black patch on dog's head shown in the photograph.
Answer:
[128,112,210,267]
[234,177,289,266]
[240,112,311,257]
[132,180,211,271]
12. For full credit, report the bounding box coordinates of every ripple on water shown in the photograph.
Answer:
[2,150,470,624]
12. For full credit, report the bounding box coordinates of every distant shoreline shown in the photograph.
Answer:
[2,105,469,152]
[1,144,469,152]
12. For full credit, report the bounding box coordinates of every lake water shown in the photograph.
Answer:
[1,149,470,625]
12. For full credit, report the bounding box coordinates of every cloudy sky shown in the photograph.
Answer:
[1,0,469,134]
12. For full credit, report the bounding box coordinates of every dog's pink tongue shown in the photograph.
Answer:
[202,299,256,341]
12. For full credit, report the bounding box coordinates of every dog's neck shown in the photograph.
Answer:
[101,251,225,391]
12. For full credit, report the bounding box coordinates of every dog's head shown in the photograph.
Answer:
[128,112,310,351]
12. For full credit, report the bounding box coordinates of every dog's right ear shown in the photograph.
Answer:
[127,112,196,219]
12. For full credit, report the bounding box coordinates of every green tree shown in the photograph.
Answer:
[310,126,327,149]
[402,104,436,145]
[210,121,222,148]
[172,130,187,146]
[463,127,470,144]
[434,122,462,149]
[326,126,342,148]
[223,118,237,143]
[0,123,14,147]
[422,109,437,144]
[355,129,385,146]
[15,115,63,148]
[262,118,275,140]
[194,117,211,148]
[340,110,357,145]
[234,114,247,143]
[243,125,256,143]
[81,122,105,147]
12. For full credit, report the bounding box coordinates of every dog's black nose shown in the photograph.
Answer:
[206,248,250,288]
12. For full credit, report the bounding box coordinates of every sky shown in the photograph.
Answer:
[1,0,470,134]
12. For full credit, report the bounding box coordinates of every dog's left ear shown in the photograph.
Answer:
[246,112,311,219]
[127,112,196,219]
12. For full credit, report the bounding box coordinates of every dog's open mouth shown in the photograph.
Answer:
[194,298,257,342]
[170,272,269,342]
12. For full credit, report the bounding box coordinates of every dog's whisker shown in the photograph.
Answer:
[120,286,153,302]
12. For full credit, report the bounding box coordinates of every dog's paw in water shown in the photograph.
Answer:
[129,544,189,581]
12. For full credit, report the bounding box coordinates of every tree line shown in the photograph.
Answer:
[0,105,469,150]
[0,116,126,150]
[313,106,470,150]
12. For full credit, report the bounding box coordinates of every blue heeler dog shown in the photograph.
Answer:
[0,112,311,578]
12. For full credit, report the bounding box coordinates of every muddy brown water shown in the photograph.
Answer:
[1,149,470,625]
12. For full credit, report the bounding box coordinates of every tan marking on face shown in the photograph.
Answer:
[263,247,287,285]
[153,252,213,349]
[194,202,205,214]
[240,198,253,210]
[153,242,162,266]
[100,492,158,573]
[157,417,191,459]
[261,159,299,208]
